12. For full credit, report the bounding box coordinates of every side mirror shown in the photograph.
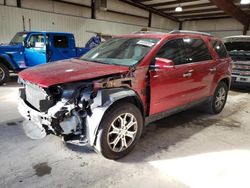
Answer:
[153,57,175,70]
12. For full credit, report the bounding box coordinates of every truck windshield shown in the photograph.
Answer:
[81,38,159,66]
[224,42,250,52]
[10,32,27,45]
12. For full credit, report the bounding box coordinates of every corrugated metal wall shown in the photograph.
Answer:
[0,0,179,46]
[183,18,244,38]
[0,0,248,43]
[0,6,87,46]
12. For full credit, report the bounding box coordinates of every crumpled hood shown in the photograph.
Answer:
[19,58,129,88]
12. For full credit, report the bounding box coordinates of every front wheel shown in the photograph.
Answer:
[207,81,228,114]
[95,102,143,160]
[0,63,9,86]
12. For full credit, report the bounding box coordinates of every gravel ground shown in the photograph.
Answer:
[0,77,250,188]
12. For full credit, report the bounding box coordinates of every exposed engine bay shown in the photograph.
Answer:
[18,74,137,149]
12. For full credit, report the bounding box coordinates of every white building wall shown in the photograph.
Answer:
[107,0,148,18]
[5,0,17,6]
[151,13,179,31]
[0,6,87,46]
[21,0,91,18]
[96,11,148,26]
[0,0,179,46]
[183,18,245,38]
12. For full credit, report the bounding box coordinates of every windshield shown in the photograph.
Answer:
[10,32,27,45]
[81,37,159,66]
[224,42,250,52]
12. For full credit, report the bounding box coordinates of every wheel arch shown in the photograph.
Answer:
[0,54,15,71]
[219,77,230,89]
[85,87,145,150]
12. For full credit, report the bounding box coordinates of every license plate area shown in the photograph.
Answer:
[236,77,249,82]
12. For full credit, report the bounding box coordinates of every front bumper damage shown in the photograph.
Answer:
[18,99,48,139]
[17,78,138,150]
[18,88,101,146]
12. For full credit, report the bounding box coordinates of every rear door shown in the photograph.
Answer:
[24,33,47,67]
[49,34,76,61]
[183,37,216,102]
[149,38,194,115]
[210,39,231,77]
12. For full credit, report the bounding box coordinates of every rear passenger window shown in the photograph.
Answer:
[184,38,212,63]
[54,36,68,48]
[156,39,187,65]
[210,39,228,58]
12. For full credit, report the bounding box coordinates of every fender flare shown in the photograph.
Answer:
[85,88,143,148]
[0,53,17,70]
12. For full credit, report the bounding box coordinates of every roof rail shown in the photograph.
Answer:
[169,30,214,37]
[132,30,165,34]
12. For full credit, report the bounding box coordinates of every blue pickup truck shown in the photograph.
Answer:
[0,31,90,85]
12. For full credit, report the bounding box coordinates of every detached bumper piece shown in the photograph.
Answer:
[18,99,48,139]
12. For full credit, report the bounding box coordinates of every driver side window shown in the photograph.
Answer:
[28,34,45,48]
[156,38,187,65]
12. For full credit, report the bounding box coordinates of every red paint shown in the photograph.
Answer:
[19,33,232,116]
[147,35,231,115]
[19,59,129,87]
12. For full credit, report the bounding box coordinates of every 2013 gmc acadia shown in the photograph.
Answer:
[18,31,232,159]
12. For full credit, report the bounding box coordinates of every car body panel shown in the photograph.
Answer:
[24,32,47,67]
[0,44,25,70]
[19,58,129,87]
[149,63,194,115]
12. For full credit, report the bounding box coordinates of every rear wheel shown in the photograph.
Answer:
[0,63,9,86]
[95,102,143,160]
[207,81,228,114]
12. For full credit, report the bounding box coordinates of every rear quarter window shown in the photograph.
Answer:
[53,36,68,48]
[210,39,228,59]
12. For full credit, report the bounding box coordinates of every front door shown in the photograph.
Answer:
[149,38,194,115]
[24,33,47,67]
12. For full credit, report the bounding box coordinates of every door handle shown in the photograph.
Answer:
[183,69,194,78]
[209,67,217,73]
[183,72,192,78]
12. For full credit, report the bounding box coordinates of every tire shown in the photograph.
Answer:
[0,63,9,86]
[95,102,143,160]
[207,81,228,114]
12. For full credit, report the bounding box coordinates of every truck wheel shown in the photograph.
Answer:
[0,63,9,86]
[96,102,143,160]
[207,81,228,114]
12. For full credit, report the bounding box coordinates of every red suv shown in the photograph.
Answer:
[18,30,232,159]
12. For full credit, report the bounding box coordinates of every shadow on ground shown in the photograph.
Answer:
[1,74,19,87]
[117,108,216,162]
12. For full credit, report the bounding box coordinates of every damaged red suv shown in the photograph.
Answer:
[18,31,232,159]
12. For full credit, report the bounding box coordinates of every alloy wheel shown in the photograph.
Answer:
[0,67,5,81]
[215,87,226,111]
[107,113,138,152]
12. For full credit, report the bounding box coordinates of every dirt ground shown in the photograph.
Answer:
[0,76,250,188]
